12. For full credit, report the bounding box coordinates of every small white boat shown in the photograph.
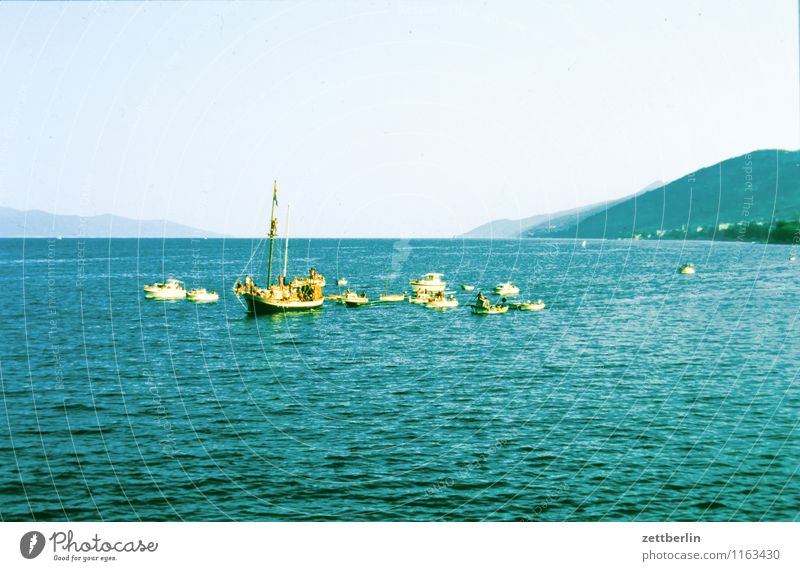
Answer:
[410,272,446,293]
[494,282,520,296]
[790,255,796,262]
[678,263,696,275]
[187,288,219,303]
[408,292,433,304]
[144,278,186,299]
[471,303,508,315]
[379,293,406,302]
[337,278,348,286]
[425,294,459,309]
[515,299,545,311]
[581,240,587,248]
[461,284,475,291]
[343,291,369,307]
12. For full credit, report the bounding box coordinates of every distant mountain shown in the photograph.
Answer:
[460,181,663,239]
[0,208,225,238]
[461,149,800,243]
[532,149,800,240]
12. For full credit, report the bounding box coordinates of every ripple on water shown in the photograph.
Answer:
[0,238,798,521]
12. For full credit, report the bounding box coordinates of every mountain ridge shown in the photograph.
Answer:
[0,207,225,238]
[460,149,800,242]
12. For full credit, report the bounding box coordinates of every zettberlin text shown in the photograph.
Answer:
[642,533,700,543]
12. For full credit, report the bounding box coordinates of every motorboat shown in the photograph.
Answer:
[144,278,186,300]
[678,263,696,275]
[343,290,369,307]
[379,293,406,302]
[461,284,475,291]
[494,282,520,296]
[187,288,219,303]
[337,278,348,286]
[409,272,446,293]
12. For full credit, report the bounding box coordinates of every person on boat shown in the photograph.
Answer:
[476,292,490,308]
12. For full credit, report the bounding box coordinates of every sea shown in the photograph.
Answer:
[0,237,798,521]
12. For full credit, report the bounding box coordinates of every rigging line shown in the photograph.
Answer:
[238,233,268,279]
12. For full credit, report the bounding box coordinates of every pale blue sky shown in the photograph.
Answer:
[0,1,797,237]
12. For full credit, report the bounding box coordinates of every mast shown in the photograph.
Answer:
[266,180,278,287]
[282,204,291,279]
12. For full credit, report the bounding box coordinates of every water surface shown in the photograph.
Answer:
[0,238,798,521]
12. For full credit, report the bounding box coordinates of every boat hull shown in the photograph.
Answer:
[426,300,459,309]
[494,286,520,296]
[379,294,405,302]
[471,305,508,315]
[145,290,186,300]
[188,294,219,303]
[242,293,324,314]
[410,282,446,293]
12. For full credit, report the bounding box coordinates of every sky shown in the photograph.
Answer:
[0,1,797,238]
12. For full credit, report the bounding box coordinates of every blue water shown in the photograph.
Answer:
[0,237,798,521]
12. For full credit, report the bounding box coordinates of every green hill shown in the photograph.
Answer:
[529,149,800,241]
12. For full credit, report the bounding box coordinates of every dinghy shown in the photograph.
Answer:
[343,291,369,307]
[425,292,459,309]
[516,299,545,311]
[187,288,219,303]
[379,293,406,302]
[471,292,507,314]
[408,291,433,304]
[471,304,508,315]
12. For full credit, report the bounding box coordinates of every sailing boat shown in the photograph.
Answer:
[234,182,325,314]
